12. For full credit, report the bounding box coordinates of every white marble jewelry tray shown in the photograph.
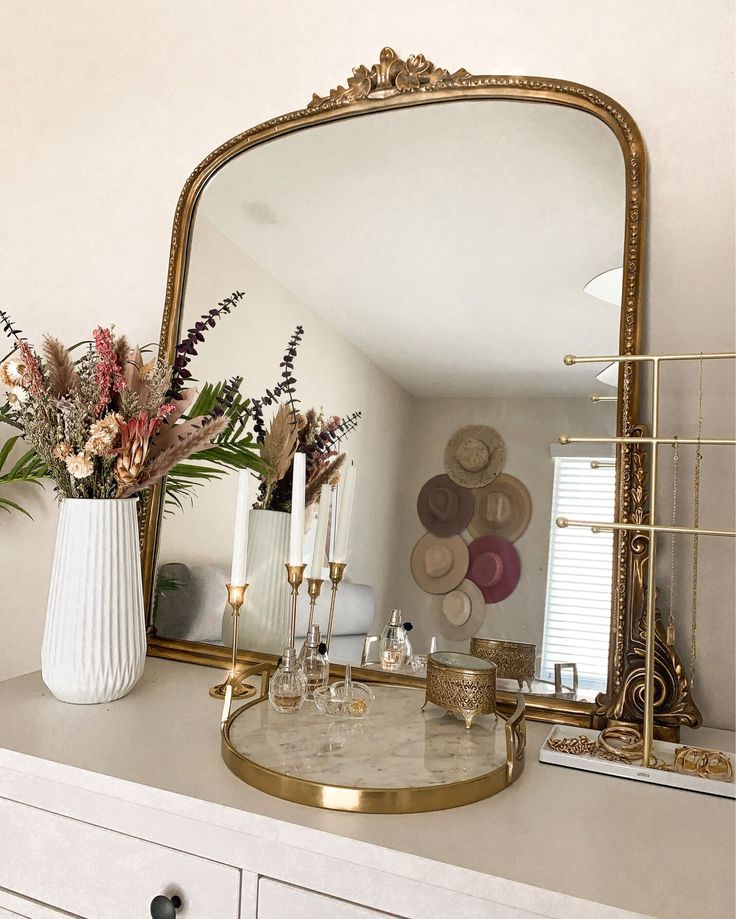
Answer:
[222,684,526,812]
[540,725,735,798]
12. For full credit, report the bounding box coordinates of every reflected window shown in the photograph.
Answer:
[541,456,615,691]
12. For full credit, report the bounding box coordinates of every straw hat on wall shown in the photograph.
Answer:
[444,425,506,489]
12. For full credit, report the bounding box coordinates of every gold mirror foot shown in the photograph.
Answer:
[209,673,257,700]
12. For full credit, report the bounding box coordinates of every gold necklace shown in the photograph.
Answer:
[667,436,679,647]
[690,354,704,685]
[615,359,632,610]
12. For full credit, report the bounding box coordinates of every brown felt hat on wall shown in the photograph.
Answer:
[417,474,475,537]
[410,533,470,595]
[444,425,506,489]
[469,474,532,543]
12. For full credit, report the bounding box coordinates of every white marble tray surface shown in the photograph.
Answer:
[229,685,507,788]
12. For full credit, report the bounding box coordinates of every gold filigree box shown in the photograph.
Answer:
[470,638,536,691]
[424,651,497,729]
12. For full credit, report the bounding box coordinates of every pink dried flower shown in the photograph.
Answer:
[114,411,160,487]
[155,401,176,422]
[18,341,44,397]
[93,327,126,415]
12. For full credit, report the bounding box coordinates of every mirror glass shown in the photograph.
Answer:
[153,100,625,702]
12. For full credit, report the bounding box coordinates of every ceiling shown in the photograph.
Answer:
[198,100,625,397]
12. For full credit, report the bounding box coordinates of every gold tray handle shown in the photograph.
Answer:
[554,662,579,695]
[505,694,526,782]
[221,662,273,723]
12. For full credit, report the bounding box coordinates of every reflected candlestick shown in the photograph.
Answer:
[210,583,257,700]
[286,563,307,649]
[305,577,324,635]
[325,561,347,653]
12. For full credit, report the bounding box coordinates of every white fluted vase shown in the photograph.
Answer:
[42,498,146,704]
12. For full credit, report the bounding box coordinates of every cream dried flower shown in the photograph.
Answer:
[65,451,94,480]
[84,415,121,456]
[0,359,26,387]
[139,359,157,379]
[99,413,122,434]
[6,386,29,405]
[52,442,72,460]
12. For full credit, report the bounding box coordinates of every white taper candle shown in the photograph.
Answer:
[329,482,339,562]
[230,470,252,586]
[288,452,306,565]
[309,484,332,579]
[332,462,356,564]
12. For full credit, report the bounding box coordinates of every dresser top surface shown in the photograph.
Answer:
[0,659,733,918]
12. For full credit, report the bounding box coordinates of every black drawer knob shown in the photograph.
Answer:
[150,894,182,918]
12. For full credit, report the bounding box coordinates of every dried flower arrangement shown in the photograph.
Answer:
[0,293,261,506]
[251,325,362,513]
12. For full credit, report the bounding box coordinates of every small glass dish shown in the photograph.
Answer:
[313,665,375,719]
[410,654,427,673]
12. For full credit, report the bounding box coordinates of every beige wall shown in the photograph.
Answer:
[1,1,733,728]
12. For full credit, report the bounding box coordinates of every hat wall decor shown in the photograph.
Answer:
[413,430,526,623]
[444,425,506,489]
[410,533,469,595]
[467,535,521,604]
[469,473,532,543]
[417,474,475,537]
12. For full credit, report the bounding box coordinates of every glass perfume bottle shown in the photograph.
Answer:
[380,609,407,672]
[298,624,329,699]
[269,647,307,713]
[403,621,414,666]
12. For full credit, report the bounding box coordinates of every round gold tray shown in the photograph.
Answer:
[222,682,525,813]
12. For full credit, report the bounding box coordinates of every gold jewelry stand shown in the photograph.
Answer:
[209,583,257,701]
[325,561,347,652]
[558,350,736,769]
[285,563,307,649]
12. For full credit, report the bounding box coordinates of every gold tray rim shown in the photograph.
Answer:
[221,682,526,813]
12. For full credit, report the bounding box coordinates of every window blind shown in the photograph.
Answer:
[541,455,616,691]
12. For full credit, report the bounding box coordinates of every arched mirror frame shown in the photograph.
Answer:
[141,48,700,734]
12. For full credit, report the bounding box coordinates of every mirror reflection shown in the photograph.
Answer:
[153,100,625,701]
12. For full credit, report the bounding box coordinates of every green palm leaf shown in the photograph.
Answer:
[163,380,263,514]
[0,435,48,518]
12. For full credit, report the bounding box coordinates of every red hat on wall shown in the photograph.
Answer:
[466,535,521,603]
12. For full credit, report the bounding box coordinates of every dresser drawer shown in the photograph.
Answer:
[258,879,392,918]
[0,886,79,918]
[0,798,241,919]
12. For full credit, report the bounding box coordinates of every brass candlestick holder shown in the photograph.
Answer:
[210,583,257,700]
[305,577,324,635]
[285,563,307,649]
[325,561,347,652]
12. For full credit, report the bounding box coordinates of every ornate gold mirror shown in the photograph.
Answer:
[142,48,699,732]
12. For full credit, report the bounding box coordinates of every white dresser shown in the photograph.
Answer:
[0,660,732,919]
